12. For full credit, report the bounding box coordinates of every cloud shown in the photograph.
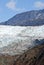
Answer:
[6,0,16,10]
[34,1,44,9]
[6,0,26,12]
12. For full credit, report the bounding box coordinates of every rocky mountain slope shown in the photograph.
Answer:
[14,44,44,65]
[0,44,44,65]
[0,9,44,26]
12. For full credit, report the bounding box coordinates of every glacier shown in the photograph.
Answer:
[0,25,44,55]
[0,25,26,47]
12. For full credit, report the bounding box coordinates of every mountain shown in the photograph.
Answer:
[0,9,44,26]
[0,9,44,65]
[0,44,44,65]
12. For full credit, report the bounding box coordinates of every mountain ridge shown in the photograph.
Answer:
[0,9,44,26]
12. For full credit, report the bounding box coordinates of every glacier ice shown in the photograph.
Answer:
[0,25,44,55]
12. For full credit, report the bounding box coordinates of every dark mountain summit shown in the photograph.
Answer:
[0,9,44,26]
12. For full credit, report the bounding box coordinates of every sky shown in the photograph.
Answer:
[0,0,44,22]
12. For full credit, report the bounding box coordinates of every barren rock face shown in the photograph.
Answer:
[13,44,44,65]
[0,44,44,65]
